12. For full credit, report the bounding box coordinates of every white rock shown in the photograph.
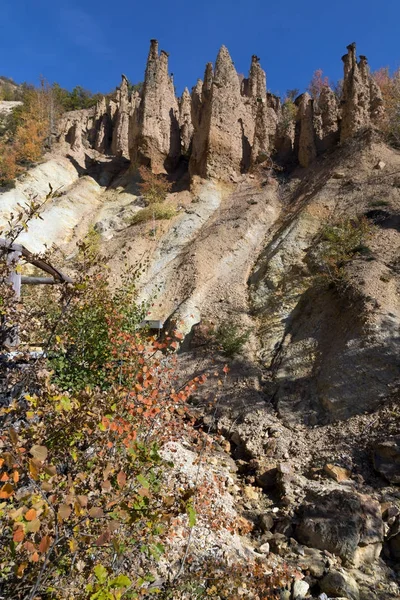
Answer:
[292,579,309,599]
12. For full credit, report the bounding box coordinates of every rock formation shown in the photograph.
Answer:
[314,85,340,152]
[189,46,245,181]
[341,43,384,141]
[178,87,193,156]
[93,96,110,153]
[129,39,180,173]
[296,92,317,168]
[57,41,388,179]
[189,49,272,181]
[111,75,130,158]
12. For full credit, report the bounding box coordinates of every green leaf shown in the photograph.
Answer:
[110,574,131,588]
[93,564,108,584]
[136,474,149,489]
[186,501,196,528]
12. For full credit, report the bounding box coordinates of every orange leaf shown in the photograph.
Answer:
[23,541,36,553]
[38,535,51,553]
[25,508,37,521]
[30,552,39,562]
[12,470,19,483]
[13,528,25,543]
[0,482,14,499]
[0,472,9,482]
[117,471,126,489]
[16,563,27,578]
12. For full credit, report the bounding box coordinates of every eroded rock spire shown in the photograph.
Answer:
[340,43,384,141]
[129,39,180,173]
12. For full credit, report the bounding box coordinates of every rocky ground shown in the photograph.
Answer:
[1,129,400,599]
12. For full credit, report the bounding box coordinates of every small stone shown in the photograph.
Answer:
[259,542,270,554]
[373,437,400,484]
[292,579,309,599]
[272,506,279,513]
[259,513,274,532]
[324,463,352,482]
[332,171,346,179]
[318,595,329,600]
[221,440,231,453]
[375,160,386,170]
[244,485,259,501]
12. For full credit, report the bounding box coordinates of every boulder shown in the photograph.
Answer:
[295,489,383,567]
[373,437,400,484]
[320,570,359,600]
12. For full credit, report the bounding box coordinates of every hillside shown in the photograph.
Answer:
[0,40,399,600]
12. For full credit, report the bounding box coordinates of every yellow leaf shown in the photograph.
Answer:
[26,518,41,533]
[29,459,40,481]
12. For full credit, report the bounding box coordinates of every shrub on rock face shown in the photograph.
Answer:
[309,217,373,289]
[214,321,252,357]
[137,165,172,205]
[130,203,176,225]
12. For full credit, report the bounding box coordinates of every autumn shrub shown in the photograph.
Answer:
[0,141,19,185]
[130,204,176,226]
[137,166,172,205]
[0,231,209,598]
[163,559,297,599]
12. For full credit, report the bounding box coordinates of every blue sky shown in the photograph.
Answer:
[1,0,399,98]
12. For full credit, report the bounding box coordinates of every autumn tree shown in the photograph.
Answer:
[373,66,400,146]
[308,69,330,99]
[0,79,60,185]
